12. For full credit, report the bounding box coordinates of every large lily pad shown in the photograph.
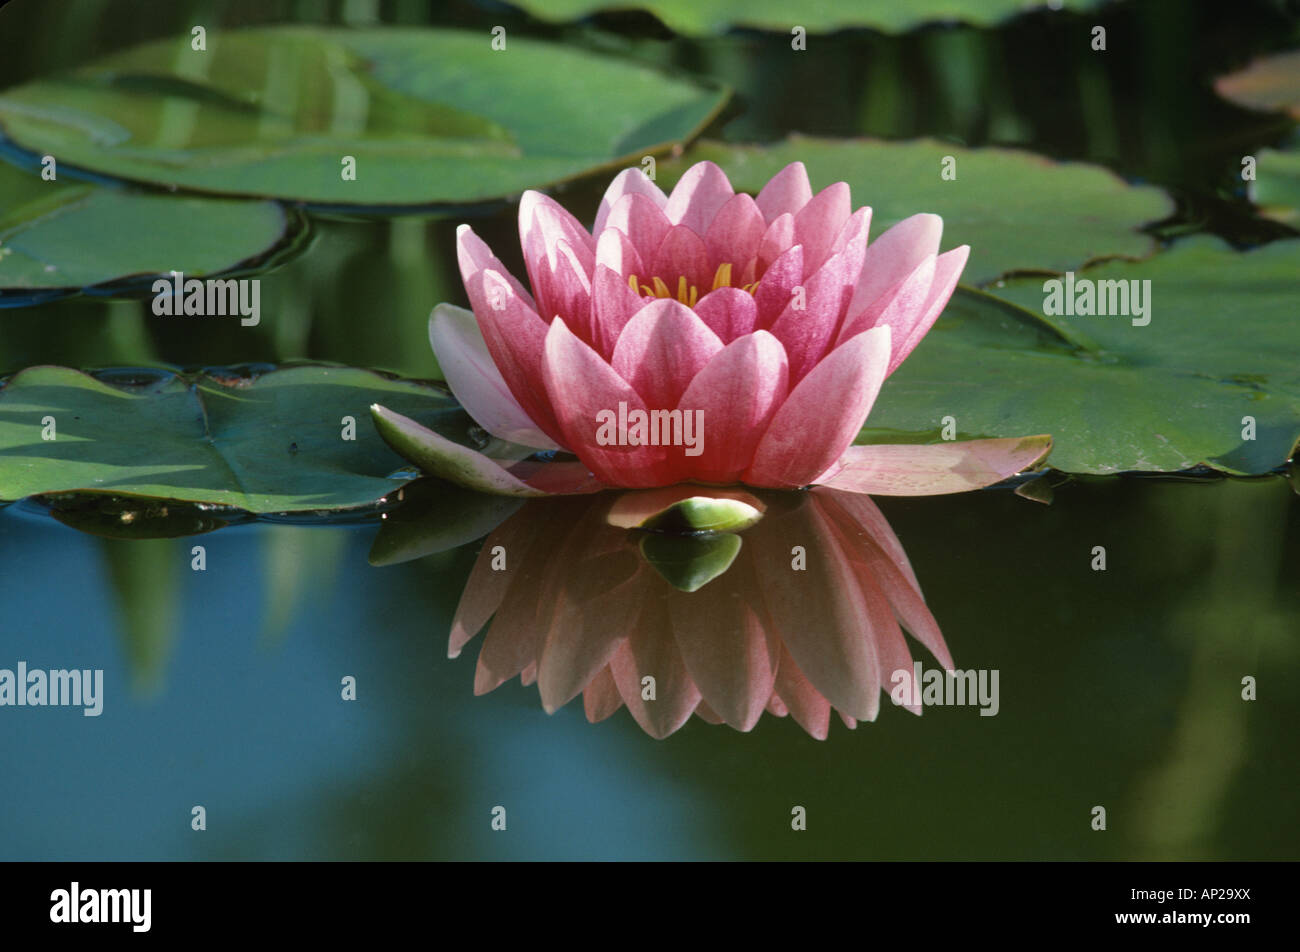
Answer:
[503,0,1101,35]
[659,137,1172,283]
[0,160,291,304]
[0,27,728,208]
[0,364,481,512]
[861,237,1300,475]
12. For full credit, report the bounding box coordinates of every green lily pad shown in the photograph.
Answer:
[1253,147,1300,225]
[0,26,728,208]
[502,0,1101,35]
[861,237,1300,475]
[660,136,1172,284]
[0,159,290,302]
[0,364,483,512]
[1215,49,1300,119]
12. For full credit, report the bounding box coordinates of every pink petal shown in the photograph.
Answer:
[818,489,952,678]
[663,160,734,234]
[595,222,646,276]
[590,228,648,355]
[583,666,625,723]
[609,600,702,739]
[465,268,566,444]
[590,265,645,359]
[666,564,778,731]
[812,490,922,591]
[793,182,852,275]
[531,237,593,331]
[536,529,646,713]
[675,330,788,484]
[611,297,724,410]
[594,167,667,236]
[651,225,713,292]
[774,645,831,740]
[752,501,881,722]
[753,243,803,328]
[693,286,759,343]
[502,459,606,495]
[603,192,672,269]
[847,212,942,320]
[541,317,673,487]
[836,254,936,349]
[815,436,1053,495]
[743,325,892,488]
[756,212,795,275]
[519,190,596,267]
[767,215,870,383]
[429,303,559,450]
[703,192,766,273]
[885,245,969,375]
[694,701,725,725]
[755,161,813,224]
[455,225,535,309]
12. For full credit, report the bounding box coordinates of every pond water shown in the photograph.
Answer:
[0,0,1297,863]
[2,474,1295,860]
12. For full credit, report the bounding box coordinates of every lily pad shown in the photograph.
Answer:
[502,0,1101,35]
[0,364,482,512]
[861,237,1300,475]
[1215,50,1300,119]
[1253,147,1300,225]
[0,160,290,304]
[659,137,1172,284]
[0,26,729,208]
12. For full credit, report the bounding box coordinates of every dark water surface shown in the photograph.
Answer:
[2,475,1295,860]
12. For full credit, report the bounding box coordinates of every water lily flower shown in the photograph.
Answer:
[372,161,1049,495]
[450,487,952,739]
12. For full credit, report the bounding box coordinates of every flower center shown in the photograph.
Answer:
[627,262,759,308]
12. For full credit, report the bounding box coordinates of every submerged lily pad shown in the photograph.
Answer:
[0,364,480,512]
[1215,50,1300,119]
[862,237,1300,475]
[0,160,290,303]
[660,137,1172,284]
[503,0,1100,35]
[0,27,728,208]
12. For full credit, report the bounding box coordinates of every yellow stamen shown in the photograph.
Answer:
[623,263,756,307]
[711,262,733,290]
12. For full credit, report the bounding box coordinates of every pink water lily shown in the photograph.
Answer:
[372,160,1050,495]
[453,487,953,739]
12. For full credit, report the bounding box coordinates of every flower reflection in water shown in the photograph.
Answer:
[445,487,951,739]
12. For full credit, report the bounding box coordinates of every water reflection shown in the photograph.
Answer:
[438,488,953,739]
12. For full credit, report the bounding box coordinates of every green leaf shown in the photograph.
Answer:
[0,364,480,512]
[501,0,1103,35]
[639,531,743,593]
[862,237,1300,475]
[0,159,290,300]
[1215,49,1300,119]
[368,478,523,566]
[660,136,1172,284]
[606,486,765,531]
[1254,147,1300,225]
[0,26,728,207]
